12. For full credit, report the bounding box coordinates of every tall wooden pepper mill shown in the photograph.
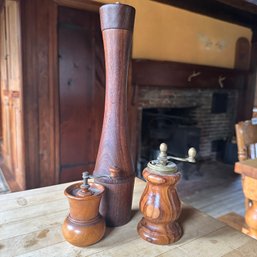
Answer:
[93,3,136,227]
[138,143,185,245]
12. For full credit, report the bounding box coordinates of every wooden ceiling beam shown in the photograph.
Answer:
[154,0,257,29]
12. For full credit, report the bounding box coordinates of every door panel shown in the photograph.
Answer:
[58,7,105,182]
[1,0,25,189]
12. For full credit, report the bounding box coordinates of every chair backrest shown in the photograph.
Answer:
[235,120,257,161]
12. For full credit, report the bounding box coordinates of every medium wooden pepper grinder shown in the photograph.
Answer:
[62,172,106,247]
[93,3,135,227]
[138,143,187,245]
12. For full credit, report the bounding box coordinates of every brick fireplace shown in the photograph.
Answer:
[130,60,246,173]
[139,87,238,160]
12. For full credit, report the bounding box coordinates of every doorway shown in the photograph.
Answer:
[58,6,105,182]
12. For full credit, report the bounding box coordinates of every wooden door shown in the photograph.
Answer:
[58,6,105,182]
[1,0,25,189]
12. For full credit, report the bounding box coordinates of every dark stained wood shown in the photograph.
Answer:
[154,0,257,28]
[218,0,257,15]
[94,3,135,227]
[243,30,257,120]
[58,6,105,183]
[132,59,247,89]
[21,0,55,188]
[99,3,135,31]
[18,0,105,189]
[234,37,251,70]
[54,0,101,12]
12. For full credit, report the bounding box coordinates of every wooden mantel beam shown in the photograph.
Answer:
[154,0,257,29]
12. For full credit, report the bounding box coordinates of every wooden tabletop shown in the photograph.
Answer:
[235,158,257,179]
[0,178,257,257]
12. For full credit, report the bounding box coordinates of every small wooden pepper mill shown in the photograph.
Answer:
[94,3,136,227]
[138,143,189,245]
[62,172,106,247]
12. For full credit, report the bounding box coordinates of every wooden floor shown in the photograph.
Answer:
[177,160,245,218]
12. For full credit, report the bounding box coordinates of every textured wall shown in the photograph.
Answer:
[95,0,252,68]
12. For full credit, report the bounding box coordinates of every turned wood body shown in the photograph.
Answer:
[93,3,135,227]
[138,168,182,245]
[242,176,257,239]
[62,182,105,247]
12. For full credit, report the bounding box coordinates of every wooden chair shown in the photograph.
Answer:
[235,120,257,162]
[235,120,257,239]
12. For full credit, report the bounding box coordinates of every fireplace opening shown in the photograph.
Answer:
[139,107,201,174]
[136,89,239,178]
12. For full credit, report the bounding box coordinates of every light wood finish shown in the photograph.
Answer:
[235,120,257,161]
[235,158,257,239]
[218,212,245,232]
[180,175,245,218]
[1,178,257,256]
[0,0,25,189]
[235,158,257,179]
[1,0,105,189]
[235,120,257,238]
[62,182,105,247]
[138,168,182,245]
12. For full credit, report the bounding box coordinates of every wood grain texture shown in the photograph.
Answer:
[243,30,257,120]
[138,168,182,245]
[1,178,257,256]
[234,37,251,71]
[94,4,135,227]
[242,176,257,239]
[16,0,105,189]
[235,121,257,238]
[132,59,246,89]
[99,3,135,31]
[62,182,105,247]
[1,0,25,189]
[58,6,105,183]
[218,212,245,232]
[235,120,257,163]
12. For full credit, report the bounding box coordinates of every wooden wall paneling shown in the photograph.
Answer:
[20,0,40,189]
[132,59,246,90]
[244,29,257,119]
[234,37,251,121]
[58,6,105,183]
[235,37,251,70]
[0,7,11,168]
[5,0,25,189]
[37,0,57,187]
[49,2,59,185]
[21,0,104,188]
[21,0,59,188]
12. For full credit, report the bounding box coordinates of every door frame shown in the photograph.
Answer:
[20,0,102,189]
[49,0,102,185]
